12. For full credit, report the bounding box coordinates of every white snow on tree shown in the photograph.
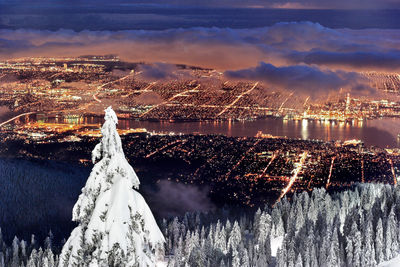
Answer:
[59,106,165,267]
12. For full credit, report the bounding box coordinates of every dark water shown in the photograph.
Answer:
[118,117,400,148]
[0,106,17,122]
[0,5,399,30]
[28,114,400,148]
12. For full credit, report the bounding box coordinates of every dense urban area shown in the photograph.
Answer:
[1,56,400,121]
[0,128,398,208]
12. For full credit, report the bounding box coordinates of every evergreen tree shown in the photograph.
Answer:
[303,246,310,267]
[277,241,287,267]
[44,231,54,250]
[295,253,303,267]
[174,235,184,267]
[375,218,384,264]
[203,229,213,262]
[327,227,339,267]
[386,207,398,261]
[227,222,241,252]
[327,243,338,267]
[264,235,272,265]
[307,200,317,224]
[0,252,4,267]
[11,237,19,267]
[231,248,240,267]
[29,235,36,253]
[352,223,362,267]
[45,248,55,267]
[256,212,272,248]
[240,247,250,267]
[345,235,353,267]
[27,249,38,267]
[294,201,305,233]
[20,240,27,264]
[253,208,262,234]
[318,237,328,267]
[362,219,376,267]
[59,107,164,267]
[287,243,295,267]
[215,225,227,255]
[225,220,232,234]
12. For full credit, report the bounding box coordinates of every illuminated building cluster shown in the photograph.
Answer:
[0,129,398,207]
[2,56,400,122]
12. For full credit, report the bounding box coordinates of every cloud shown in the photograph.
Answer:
[225,62,371,95]
[0,21,398,98]
[137,63,187,80]
[287,50,400,71]
[0,28,265,69]
[0,22,399,73]
[143,180,215,218]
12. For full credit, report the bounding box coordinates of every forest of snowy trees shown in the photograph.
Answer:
[1,183,400,266]
[162,183,400,267]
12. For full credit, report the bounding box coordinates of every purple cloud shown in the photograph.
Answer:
[225,62,371,94]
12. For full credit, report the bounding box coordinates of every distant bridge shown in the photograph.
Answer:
[0,112,35,128]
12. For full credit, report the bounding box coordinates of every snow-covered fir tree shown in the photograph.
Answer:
[58,107,165,267]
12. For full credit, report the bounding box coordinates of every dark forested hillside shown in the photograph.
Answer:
[0,158,89,243]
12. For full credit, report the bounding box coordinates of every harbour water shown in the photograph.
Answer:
[22,113,400,148]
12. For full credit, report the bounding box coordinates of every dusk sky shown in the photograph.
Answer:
[1,0,400,9]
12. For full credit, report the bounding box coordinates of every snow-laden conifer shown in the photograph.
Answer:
[59,107,164,267]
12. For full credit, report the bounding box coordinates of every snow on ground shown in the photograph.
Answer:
[271,236,284,257]
[156,260,168,267]
[379,254,400,267]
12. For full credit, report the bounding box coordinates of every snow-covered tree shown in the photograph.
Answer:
[27,249,38,267]
[294,201,304,233]
[295,253,303,267]
[385,207,398,261]
[59,107,165,267]
[376,218,384,264]
[231,248,240,267]
[352,223,362,267]
[327,227,339,267]
[256,212,271,245]
[11,237,19,267]
[362,219,376,267]
[20,240,27,262]
[240,247,250,267]
[227,222,241,252]
[215,224,227,255]
[0,252,4,267]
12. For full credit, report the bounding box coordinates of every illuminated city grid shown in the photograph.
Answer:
[1,56,400,122]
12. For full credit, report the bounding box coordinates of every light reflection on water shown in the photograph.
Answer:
[10,113,400,148]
